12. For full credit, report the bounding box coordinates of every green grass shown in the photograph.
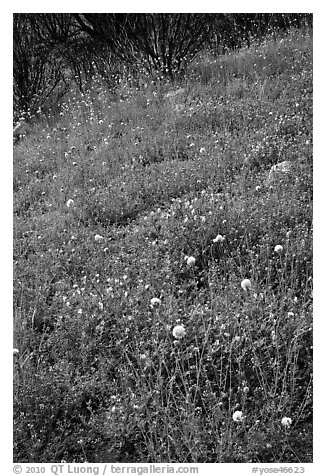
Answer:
[13,28,312,463]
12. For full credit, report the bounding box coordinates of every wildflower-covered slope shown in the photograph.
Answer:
[14,29,312,463]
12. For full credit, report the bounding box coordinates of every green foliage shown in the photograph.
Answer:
[13,28,312,463]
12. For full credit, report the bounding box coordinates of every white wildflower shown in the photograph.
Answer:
[150,297,161,307]
[274,244,284,255]
[232,410,245,422]
[172,325,186,340]
[241,279,252,291]
[281,417,292,428]
[186,256,196,267]
[213,234,225,243]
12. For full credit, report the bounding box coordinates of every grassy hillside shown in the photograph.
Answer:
[13,28,312,463]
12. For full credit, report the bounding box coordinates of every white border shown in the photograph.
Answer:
[3,4,324,474]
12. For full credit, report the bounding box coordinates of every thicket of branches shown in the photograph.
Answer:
[13,13,312,119]
[14,14,69,118]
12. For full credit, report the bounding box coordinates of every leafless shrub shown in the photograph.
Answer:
[14,14,70,118]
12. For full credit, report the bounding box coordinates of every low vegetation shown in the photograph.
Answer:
[13,27,312,463]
